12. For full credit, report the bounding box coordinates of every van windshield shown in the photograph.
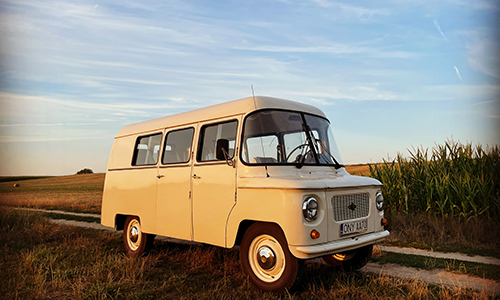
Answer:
[241,110,344,168]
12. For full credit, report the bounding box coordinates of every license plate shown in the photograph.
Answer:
[341,219,368,235]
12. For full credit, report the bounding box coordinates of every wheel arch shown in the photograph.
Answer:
[233,220,287,246]
[115,214,137,231]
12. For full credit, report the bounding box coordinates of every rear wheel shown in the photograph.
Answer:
[123,216,155,258]
[240,223,304,293]
[322,245,373,271]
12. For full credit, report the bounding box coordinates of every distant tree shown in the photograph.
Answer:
[76,168,94,175]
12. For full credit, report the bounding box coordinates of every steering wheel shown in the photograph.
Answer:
[286,143,309,162]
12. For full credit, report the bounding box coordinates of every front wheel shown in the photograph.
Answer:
[240,223,304,293]
[123,216,155,258]
[322,244,373,271]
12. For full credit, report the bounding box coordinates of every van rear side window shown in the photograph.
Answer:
[132,133,162,166]
[162,128,194,164]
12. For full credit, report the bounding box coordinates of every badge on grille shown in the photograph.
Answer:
[348,202,357,211]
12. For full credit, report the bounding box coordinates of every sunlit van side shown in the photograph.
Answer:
[101,96,389,293]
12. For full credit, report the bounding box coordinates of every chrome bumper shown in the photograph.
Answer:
[289,230,390,260]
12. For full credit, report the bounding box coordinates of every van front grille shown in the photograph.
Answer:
[332,193,370,221]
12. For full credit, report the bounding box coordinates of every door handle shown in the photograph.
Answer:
[192,174,201,179]
[157,174,165,179]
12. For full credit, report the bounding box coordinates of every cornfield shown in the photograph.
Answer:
[369,140,500,219]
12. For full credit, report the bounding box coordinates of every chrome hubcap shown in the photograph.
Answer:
[257,246,276,270]
[130,226,139,243]
[248,234,285,282]
[127,219,141,251]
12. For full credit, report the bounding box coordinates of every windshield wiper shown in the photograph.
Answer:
[296,123,320,169]
[314,138,344,169]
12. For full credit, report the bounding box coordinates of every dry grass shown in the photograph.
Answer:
[345,164,375,176]
[0,173,104,214]
[2,171,500,259]
[384,212,500,258]
[0,207,493,299]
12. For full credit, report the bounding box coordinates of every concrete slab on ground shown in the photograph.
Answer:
[362,262,500,296]
[378,245,500,266]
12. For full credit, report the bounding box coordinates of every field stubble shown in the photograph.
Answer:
[0,208,492,299]
[0,173,104,214]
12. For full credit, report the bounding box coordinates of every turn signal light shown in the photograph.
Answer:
[310,229,320,239]
[381,218,388,226]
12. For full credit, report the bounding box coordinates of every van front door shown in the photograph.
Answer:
[191,117,240,247]
[156,125,197,241]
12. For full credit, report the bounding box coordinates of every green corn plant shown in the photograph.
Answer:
[369,140,500,220]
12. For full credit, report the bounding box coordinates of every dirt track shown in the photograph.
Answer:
[21,208,500,296]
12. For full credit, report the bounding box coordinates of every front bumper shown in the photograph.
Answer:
[288,230,390,260]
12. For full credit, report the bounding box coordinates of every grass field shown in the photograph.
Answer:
[0,173,104,214]
[0,166,368,214]
[1,167,499,258]
[344,164,372,176]
[0,208,492,300]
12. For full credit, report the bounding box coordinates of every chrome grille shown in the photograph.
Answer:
[332,193,370,221]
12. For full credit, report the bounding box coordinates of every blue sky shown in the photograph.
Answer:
[0,0,499,176]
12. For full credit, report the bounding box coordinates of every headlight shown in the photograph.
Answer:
[376,192,384,211]
[302,197,318,222]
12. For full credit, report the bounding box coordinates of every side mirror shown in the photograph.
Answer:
[216,139,230,160]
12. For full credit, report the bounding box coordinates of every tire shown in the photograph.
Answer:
[322,244,373,271]
[123,216,155,258]
[240,223,304,293]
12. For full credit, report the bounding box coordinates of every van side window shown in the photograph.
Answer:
[198,121,237,161]
[162,127,194,164]
[132,133,162,166]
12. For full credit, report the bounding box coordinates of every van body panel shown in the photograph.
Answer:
[156,164,193,240]
[191,115,242,247]
[237,174,381,190]
[115,97,325,138]
[226,188,325,248]
[101,168,157,233]
[192,163,237,246]
[155,123,198,241]
[106,135,137,170]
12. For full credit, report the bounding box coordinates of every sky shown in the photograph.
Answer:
[0,0,499,176]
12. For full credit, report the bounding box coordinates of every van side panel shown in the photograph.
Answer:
[192,163,237,247]
[101,136,158,233]
[225,188,327,248]
[102,169,158,233]
[156,165,192,240]
[107,136,135,170]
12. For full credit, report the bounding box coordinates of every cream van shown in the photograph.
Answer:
[101,96,389,293]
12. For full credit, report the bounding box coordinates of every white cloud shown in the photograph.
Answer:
[0,135,109,143]
[233,44,418,59]
[0,123,99,127]
[0,92,200,123]
[286,85,402,101]
[433,19,448,41]
[411,85,500,102]
[467,39,500,79]
[454,66,463,81]
[72,75,178,86]
[309,0,390,17]
[446,0,499,10]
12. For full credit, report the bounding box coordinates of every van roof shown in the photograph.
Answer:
[116,96,327,138]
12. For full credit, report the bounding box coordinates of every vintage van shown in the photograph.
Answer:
[101,96,389,293]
